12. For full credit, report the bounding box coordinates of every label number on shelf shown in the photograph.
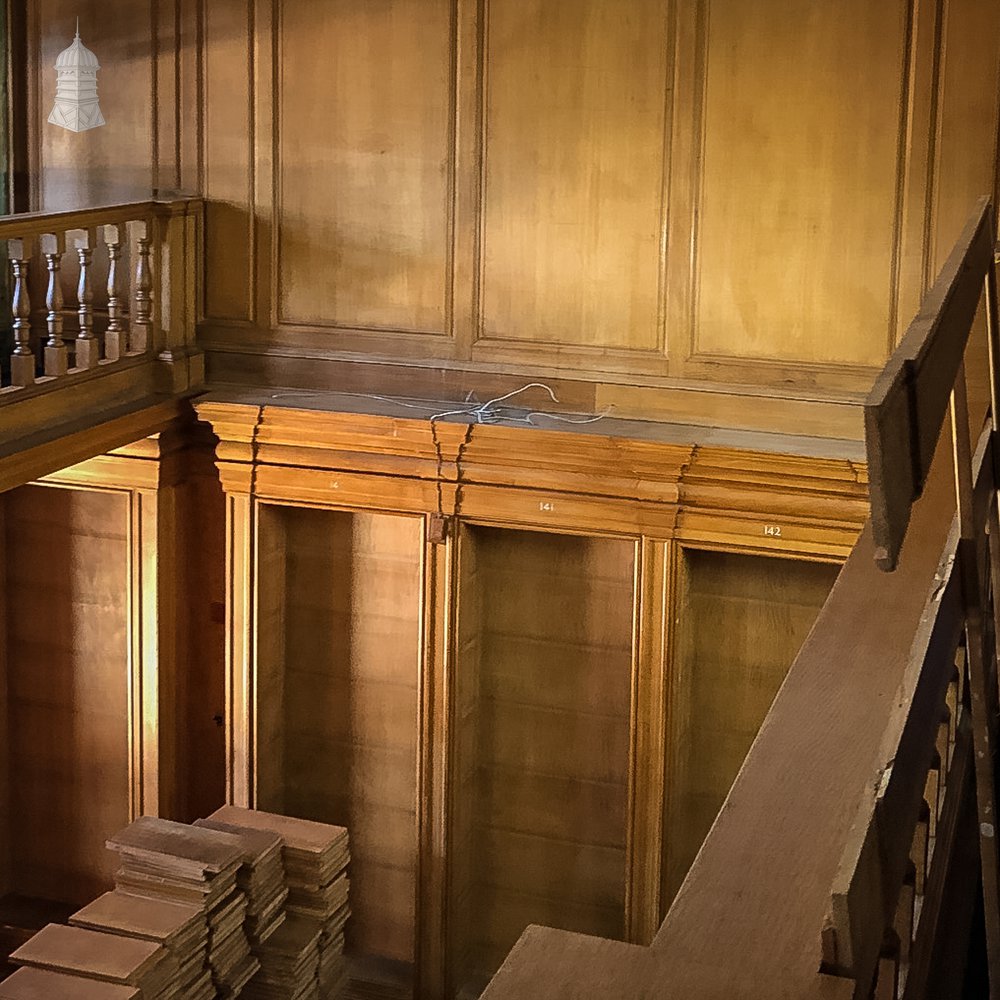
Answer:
[539,501,556,513]
[763,525,782,538]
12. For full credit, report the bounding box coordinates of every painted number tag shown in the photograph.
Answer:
[539,501,555,512]
[763,525,783,538]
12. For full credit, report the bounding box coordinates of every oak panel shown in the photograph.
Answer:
[204,0,254,321]
[176,456,227,822]
[5,485,130,906]
[276,0,453,333]
[690,0,909,367]
[259,506,423,974]
[929,0,1000,275]
[449,527,634,995]
[662,549,839,909]
[479,0,670,351]
[924,0,1000,427]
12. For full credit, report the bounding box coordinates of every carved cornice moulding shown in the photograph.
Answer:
[195,399,870,558]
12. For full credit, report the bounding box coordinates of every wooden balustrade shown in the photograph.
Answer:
[0,197,202,405]
[480,199,1000,1000]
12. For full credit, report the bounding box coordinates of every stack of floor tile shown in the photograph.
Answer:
[241,912,322,1000]
[0,968,141,999]
[10,923,175,999]
[106,817,260,998]
[194,817,288,949]
[209,890,259,997]
[69,891,213,1000]
[0,967,141,999]
[207,807,350,999]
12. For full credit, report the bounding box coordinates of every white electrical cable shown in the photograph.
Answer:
[268,383,612,427]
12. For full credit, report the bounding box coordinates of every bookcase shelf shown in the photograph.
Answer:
[198,397,869,999]
[255,505,424,996]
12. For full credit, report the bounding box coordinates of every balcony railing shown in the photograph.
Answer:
[0,197,203,480]
[481,199,1000,1000]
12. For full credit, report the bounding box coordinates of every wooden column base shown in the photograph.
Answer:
[10,355,35,388]
[44,345,68,378]
[104,332,123,363]
[129,324,149,354]
[74,339,100,369]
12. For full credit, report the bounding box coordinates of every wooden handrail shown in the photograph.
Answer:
[0,197,199,240]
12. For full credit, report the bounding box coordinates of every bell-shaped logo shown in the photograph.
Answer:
[48,19,105,133]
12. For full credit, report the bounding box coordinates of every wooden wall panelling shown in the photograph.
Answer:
[176,0,203,194]
[153,0,177,193]
[18,0,1000,415]
[226,489,255,805]
[174,438,227,823]
[448,523,482,993]
[128,481,178,820]
[926,0,1000,280]
[11,0,32,213]
[448,526,636,995]
[39,430,214,822]
[660,547,841,912]
[154,0,203,193]
[670,0,916,386]
[891,0,945,346]
[0,429,226,907]
[627,538,672,945]
[4,483,130,905]
[203,0,254,323]
[920,0,1000,426]
[253,503,285,815]
[418,522,451,1000]
[252,0,273,331]
[474,0,671,371]
[274,0,455,347]
[194,0,1000,408]
[273,506,423,992]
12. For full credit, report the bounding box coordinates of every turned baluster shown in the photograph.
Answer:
[7,238,35,388]
[40,232,68,377]
[103,224,125,361]
[72,229,100,368]
[894,861,916,971]
[910,798,930,895]
[874,928,900,1000]
[132,222,153,353]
